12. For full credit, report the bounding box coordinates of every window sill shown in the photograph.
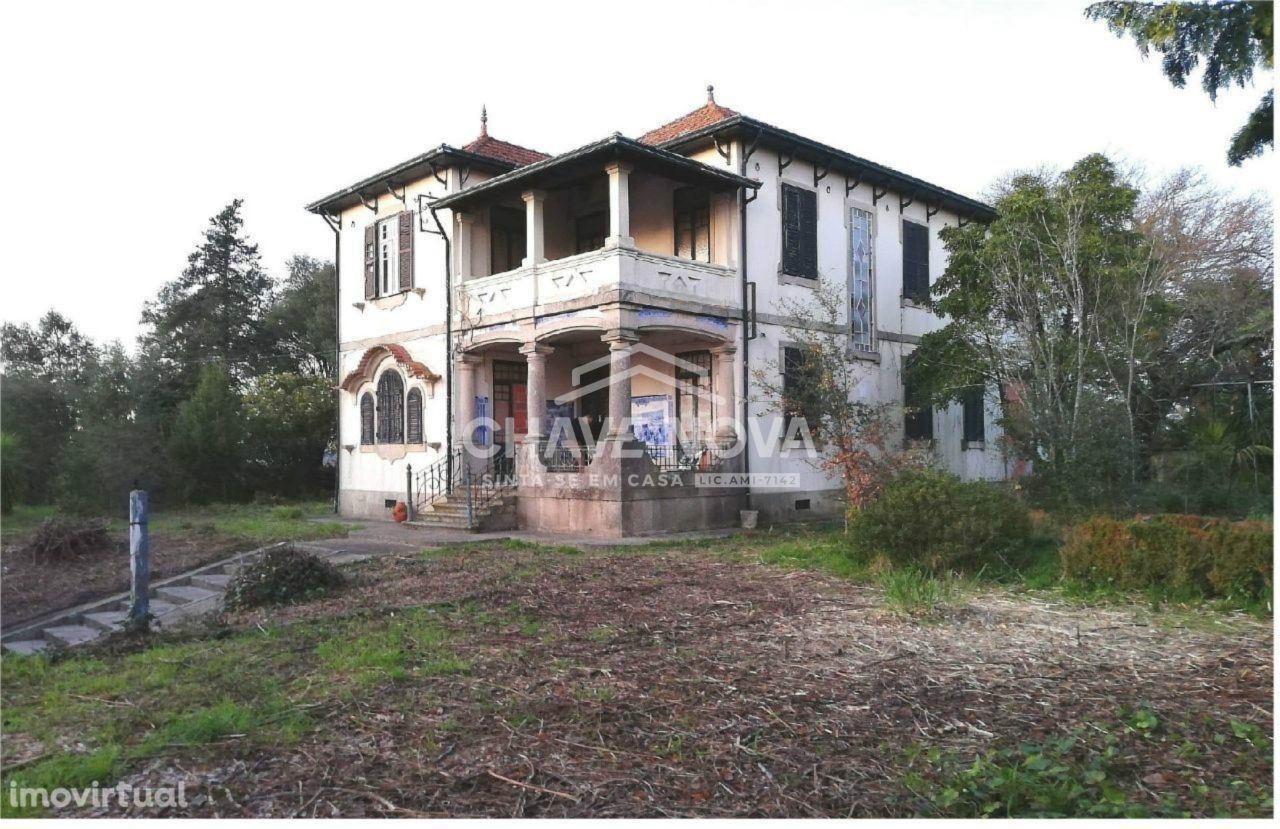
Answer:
[847,346,880,363]
[900,297,928,309]
[778,272,819,288]
[962,440,986,451]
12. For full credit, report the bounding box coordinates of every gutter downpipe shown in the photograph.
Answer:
[427,202,454,486]
[737,133,758,496]
[325,215,341,514]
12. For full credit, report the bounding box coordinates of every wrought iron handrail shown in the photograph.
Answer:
[645,441,732,473]
[408,446,516,528]
[535,439,597,472]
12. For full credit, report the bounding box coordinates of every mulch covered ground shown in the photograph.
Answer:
[88,545,1272,817]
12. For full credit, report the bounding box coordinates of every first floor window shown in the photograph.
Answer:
[782,346,818,442]
[406,387,424,444]
[376,371,404,443]
[962,385,985,445]
[903,372,933,442]
[850,207,874,349]
[674,187,711,262]
[359,393,375,445]
[675,350,712,444]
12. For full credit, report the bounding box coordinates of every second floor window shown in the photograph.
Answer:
[378,217,399,296]
[781,184,818,280]
[902,220,930,303]
[850,207,874,349]
[575,211,607,254]
[674,187,711,262]
[490,205,525,273]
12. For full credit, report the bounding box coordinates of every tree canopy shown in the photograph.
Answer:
[1086,1,1274,165]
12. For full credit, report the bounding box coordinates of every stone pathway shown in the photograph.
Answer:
[1,520,742,655]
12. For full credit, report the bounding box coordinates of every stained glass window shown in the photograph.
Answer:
[850,207,874,350]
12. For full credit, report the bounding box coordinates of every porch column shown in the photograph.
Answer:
[456,353,482,445]
[519,343,554,440]
[711,343,738,443]
[522,189,546,266]
[455,212,475,279]
[601,329,639,440]
[604,162,634,249]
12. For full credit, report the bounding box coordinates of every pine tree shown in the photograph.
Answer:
[140,199,275,389]
[168,363,245,503]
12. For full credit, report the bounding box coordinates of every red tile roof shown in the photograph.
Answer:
[639,101,738,146]
[462,134,550,167]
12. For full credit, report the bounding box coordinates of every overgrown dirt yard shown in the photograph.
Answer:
[2,536,1272,817]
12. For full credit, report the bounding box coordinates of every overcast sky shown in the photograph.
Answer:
[2,0,1273,345]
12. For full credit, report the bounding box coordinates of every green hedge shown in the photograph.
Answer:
[850,469,1033,574]
[1061,515,1272,602]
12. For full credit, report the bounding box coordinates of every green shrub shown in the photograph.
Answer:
[878,568,963,616]
[224,545,343,611]
[1061,514,1272,603]
[850,469,1033,573]
[270,505,305,521]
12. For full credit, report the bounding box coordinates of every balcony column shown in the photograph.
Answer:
[711,343,738,443]
[455,353,482,446]
[604,162,634,250]
[522,189,546,266]
[519,343,554,440]
[601,329,639,440]
[456,212,475,279]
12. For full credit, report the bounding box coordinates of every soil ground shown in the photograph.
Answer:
[1,534,1270,818]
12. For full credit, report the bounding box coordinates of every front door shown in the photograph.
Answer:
[492,361,527,453]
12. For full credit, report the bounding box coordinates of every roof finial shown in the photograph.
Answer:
[706,84,715,104]
[480,104,488,136]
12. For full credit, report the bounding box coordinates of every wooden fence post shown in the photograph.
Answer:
[128,489,150,630]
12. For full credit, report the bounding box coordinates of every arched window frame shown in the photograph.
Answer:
[406,386,424,444]
[376,369,405,444]
[359,392,375,445]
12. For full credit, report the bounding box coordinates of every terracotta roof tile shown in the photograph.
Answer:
[639,101,738,146]
[340,344,440,393]
[461,134,550,167]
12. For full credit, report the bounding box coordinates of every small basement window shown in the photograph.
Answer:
[795,498,811,511]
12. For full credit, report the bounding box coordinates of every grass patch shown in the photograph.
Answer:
[316,608,467,686]
[878,568,966,617]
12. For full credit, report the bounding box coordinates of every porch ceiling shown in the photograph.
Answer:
[428,134,759,213]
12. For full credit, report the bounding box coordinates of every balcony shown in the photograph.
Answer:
[432,134,758,324]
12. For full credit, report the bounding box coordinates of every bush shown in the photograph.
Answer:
[850,469,1033,574]
[1060,514,1272,603]
[224,545,344,610]
[23,517,111,560]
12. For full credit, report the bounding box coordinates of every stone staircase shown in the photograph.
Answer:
[1,542,321,656]
[408,490,518,532]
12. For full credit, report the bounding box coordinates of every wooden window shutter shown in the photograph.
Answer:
[364,224,377,299]
[781,185,802,275]
[406,387,423,444]
[903,222,929,301]
[800,188,817,278]
[962,386,985,444]
[398,210,414,291]
[359,393,375,445]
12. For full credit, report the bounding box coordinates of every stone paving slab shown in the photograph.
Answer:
[43,624,103,647]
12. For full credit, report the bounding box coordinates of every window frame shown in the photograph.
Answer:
[847,202,876,351]
[375,370,405,444]
[673,187,712,263]
[406,386,424,445]
[489,205,526,274]
[901,219,930,304]
[902,368,933,443]
[376,216,400,297]
[779,181,819,284]
[780,344,819,447]
[359,392,375,446]
[574,210,608,255]
[961,385,986,448]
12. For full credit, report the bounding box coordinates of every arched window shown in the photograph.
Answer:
[406,387,424,444]
[376,371,404,443]
[359,393,375,445]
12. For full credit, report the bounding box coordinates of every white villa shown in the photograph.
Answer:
[307,91,1017,535]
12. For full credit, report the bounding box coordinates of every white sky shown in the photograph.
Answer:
[2,0,1273,345]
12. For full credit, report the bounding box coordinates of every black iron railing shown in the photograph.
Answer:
[408,446,516,528]
[645,441,733,472]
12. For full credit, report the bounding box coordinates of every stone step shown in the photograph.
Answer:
[43,624,102,647]
[110,598,180,616]
[3,639,48,656]
[83,609,130,632]
[155,585,220,604]
[191,573,232,590]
